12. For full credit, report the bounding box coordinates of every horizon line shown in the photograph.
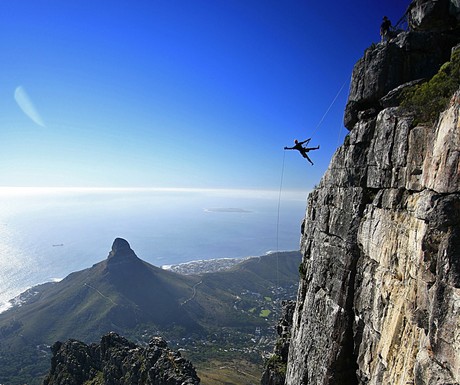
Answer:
[0,186,309,199]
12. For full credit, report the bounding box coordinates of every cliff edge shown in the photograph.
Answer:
[285,1,460,384]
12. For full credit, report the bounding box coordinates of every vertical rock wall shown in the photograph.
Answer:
[286,87,460,385]
[285,2,460,384]
[354,99,460,385]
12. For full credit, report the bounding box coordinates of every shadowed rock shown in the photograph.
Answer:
[43,332,200,385]
[285,1,460,384]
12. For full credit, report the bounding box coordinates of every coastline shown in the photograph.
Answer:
[161,250,296,275]
[1,251,298,314]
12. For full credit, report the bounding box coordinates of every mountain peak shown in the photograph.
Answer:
[110,237,131,254]
[107,238,137,262]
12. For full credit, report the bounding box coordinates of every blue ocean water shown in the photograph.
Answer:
[0,187,307,312]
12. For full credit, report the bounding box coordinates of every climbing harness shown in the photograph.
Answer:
[282,80,348,166]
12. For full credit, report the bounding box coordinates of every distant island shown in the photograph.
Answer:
[204,207,252,213]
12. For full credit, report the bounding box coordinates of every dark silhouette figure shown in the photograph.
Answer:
[380,16,392,42]
[284,138,320,165]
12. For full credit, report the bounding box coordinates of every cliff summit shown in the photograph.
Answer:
[345,0,460,129]
[109,237,134,258]
[283,1,460,384]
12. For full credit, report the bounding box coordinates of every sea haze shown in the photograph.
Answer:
[0,187,307,312]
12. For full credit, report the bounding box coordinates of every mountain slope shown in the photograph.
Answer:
[184,251,300,328]
[0,238,300,384]
[0,238,202,346]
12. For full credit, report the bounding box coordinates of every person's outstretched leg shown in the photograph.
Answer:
[305,154,314,165]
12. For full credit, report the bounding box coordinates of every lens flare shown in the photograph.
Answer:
[14,86,46,127]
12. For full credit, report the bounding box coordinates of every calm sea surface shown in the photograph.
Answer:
[0,187,307,311]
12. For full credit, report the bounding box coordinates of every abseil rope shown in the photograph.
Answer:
[275,149,287,292]
[274,80,348,291]
[310,80,348,138]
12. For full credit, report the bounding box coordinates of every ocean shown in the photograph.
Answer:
[0,187,307,312]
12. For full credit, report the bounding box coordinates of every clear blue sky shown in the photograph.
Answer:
[1,0,409,191]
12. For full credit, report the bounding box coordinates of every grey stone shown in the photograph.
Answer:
[43,332,200,385]
[285,1,460,384]
[344,30,459,129]
[408,0,460,32]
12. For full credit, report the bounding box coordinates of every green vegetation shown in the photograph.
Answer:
[259,309,271,317]
[0,251,301,384]
[401,49,460,123]
[299,262,307,279]
[84,371,103,385]
[0,345,49,385]
[265,353,287,377]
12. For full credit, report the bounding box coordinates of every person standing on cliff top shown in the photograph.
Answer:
[284,138,320,165]
[380,16,392,42]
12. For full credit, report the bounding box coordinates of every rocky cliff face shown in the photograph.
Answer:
[261,301,296,385]
[43,332,200,385]
[285,1,460,384]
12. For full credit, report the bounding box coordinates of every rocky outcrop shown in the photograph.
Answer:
[108,237,139,262]
[43,332,200,385]
[344,31,456,129]
[408,0,460,31]
[344,0,460,130]
[285,1,460,384]
[261,301,296,385]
